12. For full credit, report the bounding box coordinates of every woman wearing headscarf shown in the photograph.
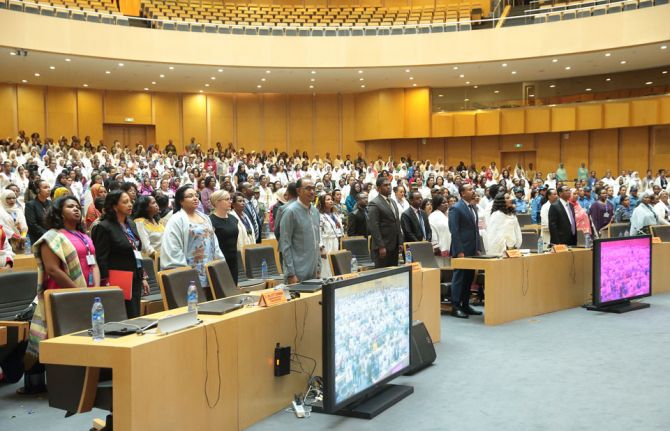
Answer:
[0,190,28,249]
[85,184,107,229]
[485,192,522,257]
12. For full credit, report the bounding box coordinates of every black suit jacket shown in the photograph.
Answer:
[400,207,432,243]
[548,200,577,246]
[347,207,368,237]
[367,195,403,251]
[448,199,479,257]
[25,198,50,244]
[92,219,144,281]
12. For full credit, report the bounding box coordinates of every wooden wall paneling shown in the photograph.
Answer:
[104,91,152,124]
[619,127,649,174]
[444,137,472,169]
[534,133,560,176]
[630,99,659,126]
[392,139,418,161]
[262,94,287,153]
[378,89,404,139]
[153,92,182,152]
[660,97,670,124]
[560,131,589,180]
[525,108,550,133]
[46,88,77,140]
[17,86,45,137]
[452,112,476,137]
[403,88,430,138]
[0,84,17,139]
[500,109,525,135]
[314,94,340,157]
[576,104,603,130]
[472,135,499,169]
[341,94,363,158]
[500,134,535,152]
[589,129,619,176]
[602,102,630,129]
[418,138,446,166]
[182,93,208,148]
[651,126,670,173]
[208,94,234,149]
[550,106,576,132]
[366,140,388,161]
[288,94,313,156]
[431,113,453,137]
[354,91,379,141]
[475,110,501,136]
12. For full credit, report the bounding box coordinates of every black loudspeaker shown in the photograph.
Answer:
[404,320,437,376]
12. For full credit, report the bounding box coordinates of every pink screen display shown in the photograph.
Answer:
[598,237,651,303]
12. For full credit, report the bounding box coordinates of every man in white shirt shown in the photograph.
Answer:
[653,191,670,225]
[540,188,558,245]
[40,159,58,188]
[0,162,13,189]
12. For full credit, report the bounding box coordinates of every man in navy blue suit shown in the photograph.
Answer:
[448,183,483,319]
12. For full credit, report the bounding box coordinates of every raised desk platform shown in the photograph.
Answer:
[452,242,670,326]
[40,268,439,431]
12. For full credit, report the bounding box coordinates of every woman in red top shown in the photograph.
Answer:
[0,225,14,268]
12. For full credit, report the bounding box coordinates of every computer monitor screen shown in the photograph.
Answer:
[593,235,652,305]
[322,266,412,412]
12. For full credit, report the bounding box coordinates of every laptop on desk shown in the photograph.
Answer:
[197,295,255,315]
[288,279,324,293]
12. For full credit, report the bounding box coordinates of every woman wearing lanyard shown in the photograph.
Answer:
[26,196,100,393]
[230,192,256,252]
[317,192,341,278]
[92,190,149,318]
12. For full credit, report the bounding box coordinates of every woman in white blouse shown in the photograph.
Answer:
[318,193,342,278]
[132,195,165,258]
[0,189,27,242]
[485,192,522,257]
[229,192,256,251]
[429,195,451,257]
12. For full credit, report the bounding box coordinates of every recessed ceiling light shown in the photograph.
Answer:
[210,77,216,80]
[205,83,210,87]
[663,70,668,74]
[257,85,262,88]
[310,78,315,82]
[34,73,40,77]
[361,84,365,88]
[21,79,27,83]
[118,63,124,67]
[412,83,417,87]
[494,90,500,94]
[409,77,414,80]
[151,81,156,85]
[218,68,223,72]
[604,53,611,57]
[358,70,363,74]
[311,71,316,74]
[564,66,571,70]
[464,98,470,102]
[10,52,16,56]
[453,66,459,70]
[511,71,517,75]
[83,84,88,87]
[144,87,149,91]
[438,94,444,97]
[459,74,464,78]
[49,66,55,70]
[261,78,266,82]
[552,59,558,63]
[529,94,535,98]
[465,81,470,85]
[105,71,110,74]
[645,81,653,85]
[266,70,271,74]
[309,85,314,89]
[661,45,667,50]
[405,69,410,73]
[585,88,592,91]
[169,66,174,70]
[199,90,203,93]
[359,78,364,81]
[159,74,165,78]
[550,84,556,88]
[606,78,611,81]
[65,58,71,62]
[473,85,478,89]
[501,63,508,67]
[620,60,627,64]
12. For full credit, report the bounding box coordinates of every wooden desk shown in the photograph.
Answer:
[0,326,6,346]
[13,254,37,271]
[40,268,439,431]
[452,249,592,326]
[652,242,670,294]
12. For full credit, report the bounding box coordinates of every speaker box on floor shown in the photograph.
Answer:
[404,320,436,375]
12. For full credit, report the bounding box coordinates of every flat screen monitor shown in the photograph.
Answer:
[321,266,412,413]
[593,235,652,306]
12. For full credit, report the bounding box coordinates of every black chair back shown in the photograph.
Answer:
[521,231,540,250]
[159,268,208,310]
[516,213,532,227]
[341,237,373,266]
[609,222,631,238]
[245,246,282,279]
[330,250,353,276]
[651,225,670,242]
[46,288,126,413]
[206,260,244,298]
[237,250,249,282]
[142,258,162,301]
[0,271,37,320]
[405,242,439,268]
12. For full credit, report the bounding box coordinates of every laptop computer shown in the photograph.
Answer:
[197,295,255,315]
[103,318,158,335]
[288,279,324,293]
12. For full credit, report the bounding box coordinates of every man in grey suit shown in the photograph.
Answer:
[367,175,403,268]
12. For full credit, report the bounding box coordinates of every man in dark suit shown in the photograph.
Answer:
[368,176,403,268]
[548,185,577,246]
[346,192,369,237]
[448,184,482,319]
[401,190,432,243]
[240,182,262,243]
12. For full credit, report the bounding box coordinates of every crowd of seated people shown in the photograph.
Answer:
[1,130,670,387]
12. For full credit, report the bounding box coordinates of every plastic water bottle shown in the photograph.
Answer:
[351,257,358,273]
[91,297,105,342]
[584,233,592,248]
[405,249,413,264]
[24,236,31,255]
[187,281,198,313]
[537,236,544,254]
[261,258,268,279]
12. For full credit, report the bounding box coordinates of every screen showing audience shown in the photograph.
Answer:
[597,237,651,304]
[333,272,410,405]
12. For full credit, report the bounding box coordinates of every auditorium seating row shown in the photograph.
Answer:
[2,0,128,23]
[526,0,666,23]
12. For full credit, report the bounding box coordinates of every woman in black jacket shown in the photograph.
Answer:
[92,190,149,318]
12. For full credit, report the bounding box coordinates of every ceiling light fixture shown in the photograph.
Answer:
[464,98,470,102]
[211,77,216,80]
[266,70,271,74]
[361,84,365,88]
[552,59,558,63]
[473,85,478,89]
[199,90,203,93]
[205,83,210,87]
[144,87,149,91]
[34,73,40,77]
[604,53,611,57]
[511,71,517,75]
[159,74,165,78]
[358,70,363,74]
[310,78,315,82]
[620,60,627,64]
[550,84,556,88]
[606,78,611,81]
[218,68,223,72]
[118,63,124,67]
[65,58,71,62]
[412,83,417,87]
[49,66,55,70]
[459,74,464,78]
[494,90,500,94]
[10,52,16,56]
[359,78,364,81]
[585,88,592,91]
[409,77,414,80]
[564,66,571,70]
[83,84,88,87]
[151,81,156,85]
[501,63,508,67]
[257,85,262,88]
[21,79,27,83]
[663,71,668,74]
[438,94,444,97]
[311,71,316,74]
[261,78,266,82]
[453,66,459,70]
[645,81,653,85]
[309,85,314,89]
[661,45,667,50]
[105,71,111,74]
[405,69,410,73]
[169,66,175,70]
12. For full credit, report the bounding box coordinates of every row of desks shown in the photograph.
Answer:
[40,268,440,431]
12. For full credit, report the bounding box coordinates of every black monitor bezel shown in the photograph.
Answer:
[592,234,652,306]
[321,266,413,413]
